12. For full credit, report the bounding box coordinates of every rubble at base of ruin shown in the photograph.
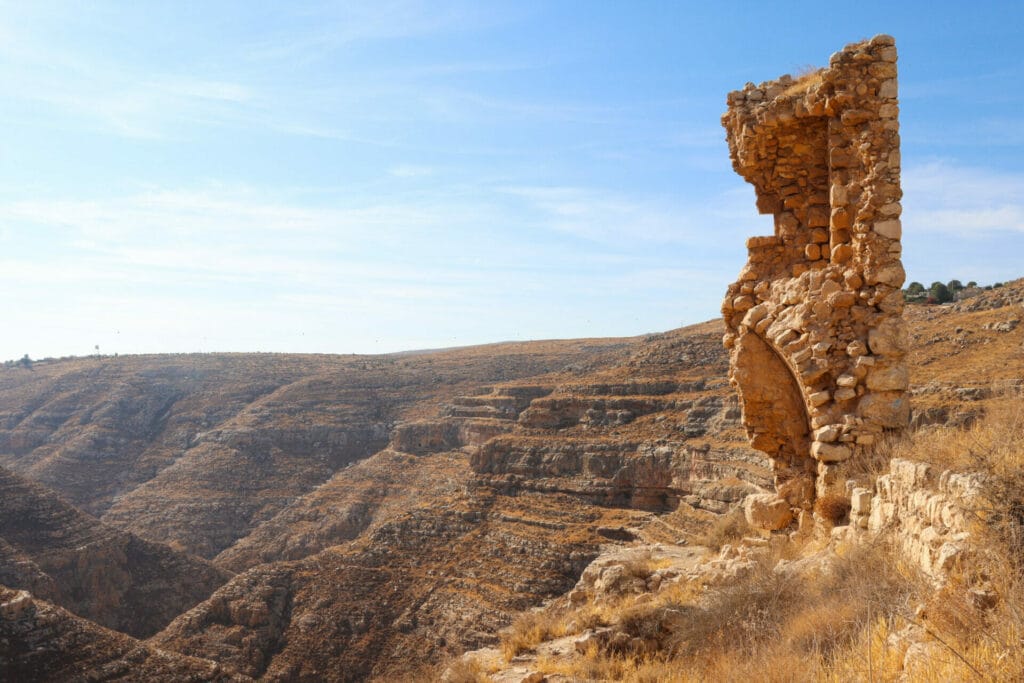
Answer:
[721,35,908,517]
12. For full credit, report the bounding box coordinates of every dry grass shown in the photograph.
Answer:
[529,539,913,681]
[500,608,573,661]
[892,393,1024,679]
[692,507,751,551]
[438,657,493,683]
[814,492,851,527]
[782,66,825,97]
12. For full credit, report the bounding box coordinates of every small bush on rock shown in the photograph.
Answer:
[814,492,851,526]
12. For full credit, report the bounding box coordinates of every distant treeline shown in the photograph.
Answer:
[903,279,1005,304]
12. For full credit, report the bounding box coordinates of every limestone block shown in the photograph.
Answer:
[891,459,934,488]
[880,202,901,217]
[865,262,906,288]
[875,219,901,240]
[878,79,898,99]
[808,390,830,407]
[742,303,770,328]
[879,103,899,119]
[814,424,841,442]
[733,295,754,312]
[850,487,873,515]
[829,291,856,308]
[743,493,793,531]
[830,183,848,205]
[865,364,909,392]
[868,318,907,356]
[935,543,962,572]
[811,441,851,462]
[820,279,842,298]
[830,244,854,263]
[834,387,856,401]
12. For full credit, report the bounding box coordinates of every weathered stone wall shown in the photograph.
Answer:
[847,459,979,585]
[722,35,908,510]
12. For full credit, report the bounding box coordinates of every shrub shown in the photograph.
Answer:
[814,492,851,526]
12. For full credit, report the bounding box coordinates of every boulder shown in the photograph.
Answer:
[743,493,793,530]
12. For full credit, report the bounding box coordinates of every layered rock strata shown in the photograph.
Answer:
[722,35,908,509]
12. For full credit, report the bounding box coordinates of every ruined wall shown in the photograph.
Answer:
[859,459,979,585]
[722,35,908,509]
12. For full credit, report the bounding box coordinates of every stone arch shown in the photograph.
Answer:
[730,329,814,489]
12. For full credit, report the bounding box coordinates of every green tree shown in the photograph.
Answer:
[947,279,964,292]
[906,282,925,295]
[967,281,978,288]
[929,281,953,303]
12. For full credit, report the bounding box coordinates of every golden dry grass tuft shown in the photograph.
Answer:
[438,657,493,683]
[500,608,573,661]
[527,539,914,681]
[814,492,851,527]
[692,507,750,551]
[782,66,825,96]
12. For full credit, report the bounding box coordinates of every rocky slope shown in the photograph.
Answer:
[0,342,630,559]
[0,586,249,682]
[0,465,230,638]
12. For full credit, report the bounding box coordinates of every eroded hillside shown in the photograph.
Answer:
[0,279,1021,680]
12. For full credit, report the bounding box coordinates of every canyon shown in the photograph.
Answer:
[1,277,1021,680]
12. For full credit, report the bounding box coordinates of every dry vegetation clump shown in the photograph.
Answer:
[836,430,901,487]
[497,395,1024,681]
[814,491,851,527]
[782,65,825,96]
[692,506,750,551]
[500,608,574,661]
[498,551,692,662]
[438,657,493,683]
[892,394,1024,679]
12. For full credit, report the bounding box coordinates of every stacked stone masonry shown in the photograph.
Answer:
[842,459,980,586]
[722,36,909,509]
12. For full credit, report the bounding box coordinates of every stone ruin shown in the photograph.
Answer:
[721,35,908,521]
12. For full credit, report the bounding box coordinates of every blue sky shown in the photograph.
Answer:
[2,1,1023,360]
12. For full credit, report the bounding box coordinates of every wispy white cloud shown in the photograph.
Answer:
[903,161,1024,235]
[389,164,436,178]
[240,1,521,65]
[502,184,752,248]
[0,2,534,140]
